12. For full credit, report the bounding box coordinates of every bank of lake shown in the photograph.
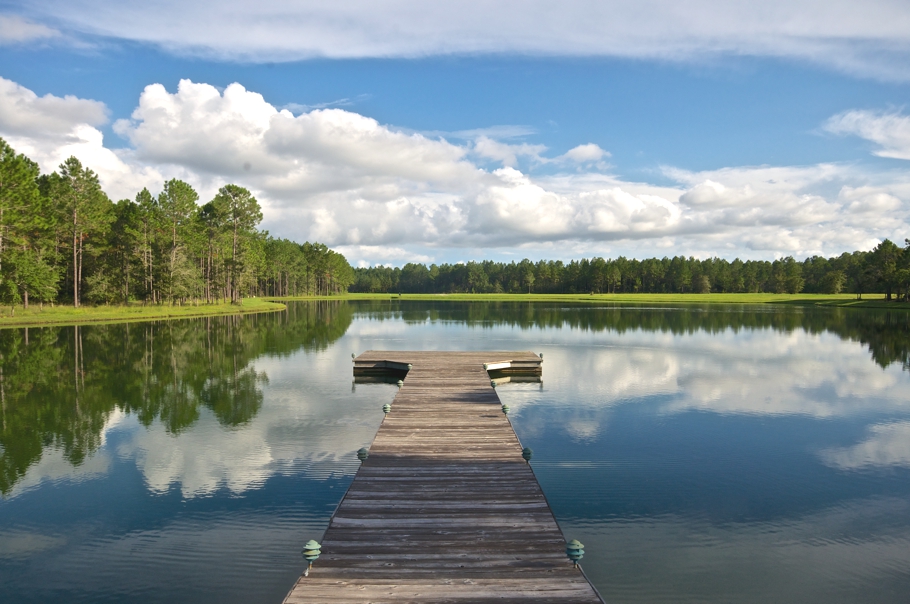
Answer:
[0,292,905,329]
[0,298,286,328]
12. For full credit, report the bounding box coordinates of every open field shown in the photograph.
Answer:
[0,298,286,329]
[318,292,906,309]
[1,292,905,329]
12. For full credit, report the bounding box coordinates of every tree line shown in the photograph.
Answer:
[350,299,910,371]
[4,134,905,304]
[0,138,354,308]
[351,240,910,300]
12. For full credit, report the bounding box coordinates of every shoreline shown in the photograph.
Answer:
[1,292,905,329]
[322,292,905,309]
[0,299,287,329]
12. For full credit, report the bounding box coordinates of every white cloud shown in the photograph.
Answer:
[667,163,910,255]
[335,245,434,268]
[19,1,910,79]
[825,109,910,160]
[471,136,547,168]
[0,76,107,137]
[466,168,683,246]
[114,80,475,197]
[841,185,904,215]
[0,14,60,45]
[0,76,167,201]
[281,94,370,114]
[462,136,606,170]
[448,125,537,140]
[561,143,609,163]
[3,75,910,264]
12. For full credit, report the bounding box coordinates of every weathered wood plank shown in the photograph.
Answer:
[282,351,602,604]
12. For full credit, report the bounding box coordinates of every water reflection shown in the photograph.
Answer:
[821,421,910,470]
[570,496,910,603]
[0,301,352,497]
[1,300,909,603]
[351,299,910,370]
[6,301,907,495]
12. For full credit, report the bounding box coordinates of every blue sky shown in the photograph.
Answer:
[1,2,909,266]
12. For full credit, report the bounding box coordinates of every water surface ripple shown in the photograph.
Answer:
[1,301,909,603]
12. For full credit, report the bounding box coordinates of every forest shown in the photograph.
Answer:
[0,138,354,308]
[4,136,908,307]
[352,242,910,300]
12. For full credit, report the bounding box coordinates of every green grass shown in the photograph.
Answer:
[265,295,351,301]
[2,292,904,329]
[0,298,286,329]
[339,292,906,309]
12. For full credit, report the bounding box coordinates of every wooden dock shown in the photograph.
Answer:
[283,351,603,603]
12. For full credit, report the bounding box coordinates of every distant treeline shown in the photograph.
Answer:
[352,241,909,300]
[0,137,354,308]
[348,300,910,371]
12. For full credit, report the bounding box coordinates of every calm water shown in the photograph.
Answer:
[1,301,909,603]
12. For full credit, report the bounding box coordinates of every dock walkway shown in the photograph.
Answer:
[283,351,603,603]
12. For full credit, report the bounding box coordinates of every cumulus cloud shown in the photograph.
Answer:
[0,76,107,137]
[113,79,476,211]
[824,109,910,160]
[467,168,682,246]
[105,80,910,258]
[0,76,168,201]
[463,138,607,169]
[0,14,60,45]
[18,1,910,79]
[3,75,910,265]
[667,163,909,255]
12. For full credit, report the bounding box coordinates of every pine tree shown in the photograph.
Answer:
[51,157,112,307]
[211,185,262,304]
[158,179,199,302]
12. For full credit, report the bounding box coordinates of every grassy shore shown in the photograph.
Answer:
[0,298,286,329]
[334,292,905,309]
[1,292,904,329]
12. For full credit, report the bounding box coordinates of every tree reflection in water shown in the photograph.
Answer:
[1,299,907,496]
[356,300,910,371]
[0,300,353,495]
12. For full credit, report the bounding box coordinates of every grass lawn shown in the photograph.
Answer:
[332,292,906,309]
[0,298,286,329]
[2,292,905,329]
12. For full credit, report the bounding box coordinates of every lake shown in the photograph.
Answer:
[1,300,909,603]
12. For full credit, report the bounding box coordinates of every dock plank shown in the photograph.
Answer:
[283,351,602,603]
